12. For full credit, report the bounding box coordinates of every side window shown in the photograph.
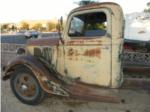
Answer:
[68,12,107,37]
[69,17,84,36]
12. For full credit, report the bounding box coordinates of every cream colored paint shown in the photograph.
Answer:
[26,3,124,88]
[63,37,111,86]
[111,5,124,88]
[64,47,111,86]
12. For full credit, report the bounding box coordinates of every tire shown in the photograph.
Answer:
[10,66,45,105]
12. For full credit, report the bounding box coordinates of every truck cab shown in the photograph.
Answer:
[27,2,124,87]
[3,2,125,105]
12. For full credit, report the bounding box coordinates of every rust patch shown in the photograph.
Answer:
[68,48,79,57]
[68,48,74,56]
[73,2,119,12]
[86,39,102,43]
[67,48,101,59]
[66,39,102,46]
[70,2,120,16]
[67,40,84,45]
[84,48,101,58]
[64,82,121,103]
[27,38,59,46]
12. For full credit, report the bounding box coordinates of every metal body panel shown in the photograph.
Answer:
[4,3,145,103]
[63,3,124,88]
[2,55,123,103]
[2,55,65,94]
[111,6,124,87]
[25,2,124,88]
[63,37,111,86]
[4,2,124,89]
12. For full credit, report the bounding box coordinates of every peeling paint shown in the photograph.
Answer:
[83,48,101,58]
[17,2,124,88]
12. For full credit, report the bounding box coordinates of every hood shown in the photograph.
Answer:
[27,37,60,46]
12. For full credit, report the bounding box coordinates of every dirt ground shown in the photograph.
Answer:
[1,52,150,112]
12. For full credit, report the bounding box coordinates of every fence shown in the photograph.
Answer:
[123,51,150,67]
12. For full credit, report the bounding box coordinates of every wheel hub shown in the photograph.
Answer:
[20,84,28,91]
[14,73,38,100]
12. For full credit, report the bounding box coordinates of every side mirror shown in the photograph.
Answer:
[57,16,63,32]
[60,16,63,27]
[57,16,64,44]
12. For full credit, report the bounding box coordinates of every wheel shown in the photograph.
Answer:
[10,66,45,105]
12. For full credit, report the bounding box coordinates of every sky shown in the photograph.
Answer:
[0,0,149,23]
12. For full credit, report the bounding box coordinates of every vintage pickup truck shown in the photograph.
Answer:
[3,2,150,105]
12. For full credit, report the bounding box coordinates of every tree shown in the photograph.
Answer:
[11,25,17,31]
[46,22,56,31]
[77,0,98,6]
[144,2,150,13]
[20,22,29,30]
[1,24,9,32]
[1,24,9,31]
[32,23,42,31]
[1,24,9,29]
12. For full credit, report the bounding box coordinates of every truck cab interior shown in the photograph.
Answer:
[68,12,107,37]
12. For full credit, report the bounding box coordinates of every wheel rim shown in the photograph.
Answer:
[14,73,39,100]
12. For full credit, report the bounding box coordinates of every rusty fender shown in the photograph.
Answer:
[2,55,68,95]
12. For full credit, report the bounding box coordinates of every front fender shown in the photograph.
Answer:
[2,55,63,94]
[3,55,48,78]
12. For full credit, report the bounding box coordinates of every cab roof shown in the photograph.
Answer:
[70,2,120,13]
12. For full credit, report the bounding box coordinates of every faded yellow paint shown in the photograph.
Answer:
[62,37,111,87]
[26,3,124,88]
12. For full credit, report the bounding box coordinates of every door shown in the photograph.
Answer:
[64,9,112,87]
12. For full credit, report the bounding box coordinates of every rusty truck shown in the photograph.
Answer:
[2,2,150,105]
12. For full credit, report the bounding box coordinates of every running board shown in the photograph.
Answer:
[63,83,123,103]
